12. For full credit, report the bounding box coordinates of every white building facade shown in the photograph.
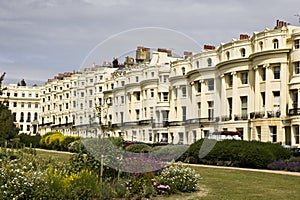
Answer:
[102,22,300,147]
[2,21,300,147]
[0,84,41,135]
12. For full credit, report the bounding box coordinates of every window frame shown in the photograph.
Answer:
[273,66,280,79]
[207,79,214,91]
[241,72,248,85]
[294,61,300,74]
[294,39,300,49]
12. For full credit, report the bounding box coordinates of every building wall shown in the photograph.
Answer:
[0,85,41,135]
[2,24,300,147]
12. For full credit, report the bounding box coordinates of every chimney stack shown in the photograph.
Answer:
[276,19,289,28]
[204,45,216,50]
[184,51,192,57]
[240,34,249,40]
[157,48,172,56]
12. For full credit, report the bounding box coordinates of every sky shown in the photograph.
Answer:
[0,0,300,84]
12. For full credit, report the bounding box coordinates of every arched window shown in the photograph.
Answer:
[196,61,200,68]
[259,41,263,51]
[27,112,31,122]
[20,112,24,122]
[207,58,212,66]
[226,51,230,60]
[59,117,61,125]
[273,39,279,49]
[65,116,68,124]
[52,116,55,124]
[240,48,246,57]
[182,67,186,75]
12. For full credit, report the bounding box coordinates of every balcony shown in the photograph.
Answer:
[234,114,248,121]
[138,119,151,125]
[289,108,300,116]
[267,111,281,118]
[249,112,265,119]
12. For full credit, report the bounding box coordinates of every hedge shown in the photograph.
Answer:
[19,133,41,148]
[125,144,152,153]
[179,139,292,169]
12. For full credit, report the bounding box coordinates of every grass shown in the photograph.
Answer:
[159,166,300,200]
[35,148,72,162]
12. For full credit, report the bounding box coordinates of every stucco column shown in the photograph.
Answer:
[219,73,226,118]
[253,65,260,112]
[265,64,272,115]
[231,71,238,119]
[298,88,300,109]
[280,62,288,117]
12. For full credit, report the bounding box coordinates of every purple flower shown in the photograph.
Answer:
[287,162,300,172]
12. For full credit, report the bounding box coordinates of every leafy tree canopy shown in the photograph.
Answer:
[0,72,19,142]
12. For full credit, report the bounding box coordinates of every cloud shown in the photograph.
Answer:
[0,0,300,81]
[0,56,14,64]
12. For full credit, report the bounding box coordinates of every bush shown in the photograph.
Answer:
[40,132,80,151]
[152,145,188,162]
[19,133,41,148]
[157,163,200,193]
[180,139,292,169]
[125,176,156,199]
[267,161,287,170]
[125,143,152,153]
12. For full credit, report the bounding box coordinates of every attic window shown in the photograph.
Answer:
[273,39,279,49]
[240,48,246,57]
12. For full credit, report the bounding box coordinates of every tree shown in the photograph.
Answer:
[0,72,19,143]
[0,103,19,141]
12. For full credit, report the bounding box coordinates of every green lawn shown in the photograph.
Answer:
[160,166,300,200]
[35,148,72,162]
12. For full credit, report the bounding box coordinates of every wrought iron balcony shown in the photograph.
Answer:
[289,108,300,116]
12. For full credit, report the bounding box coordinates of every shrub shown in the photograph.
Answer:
[68,140,86,153]
[125,143,152,153]
[157,163,200,193]
[152,145,188,162]
[125,176,156,199]
[60,136,79,151]
[267,161,287,170]
[40,132,80,151]
[19,133,41,148]
[286,162,300,172]
[180,139,292,169]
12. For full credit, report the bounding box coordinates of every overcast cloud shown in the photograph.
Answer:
[0,0,299,83]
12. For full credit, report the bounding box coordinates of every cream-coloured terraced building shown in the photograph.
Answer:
[100,21,300,147]
[0,84,41,135]
[38,66,117,137]
[1,20,300,147]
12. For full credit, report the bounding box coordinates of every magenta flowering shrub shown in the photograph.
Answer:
[122,154,166,174]
[151,178,171,195]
